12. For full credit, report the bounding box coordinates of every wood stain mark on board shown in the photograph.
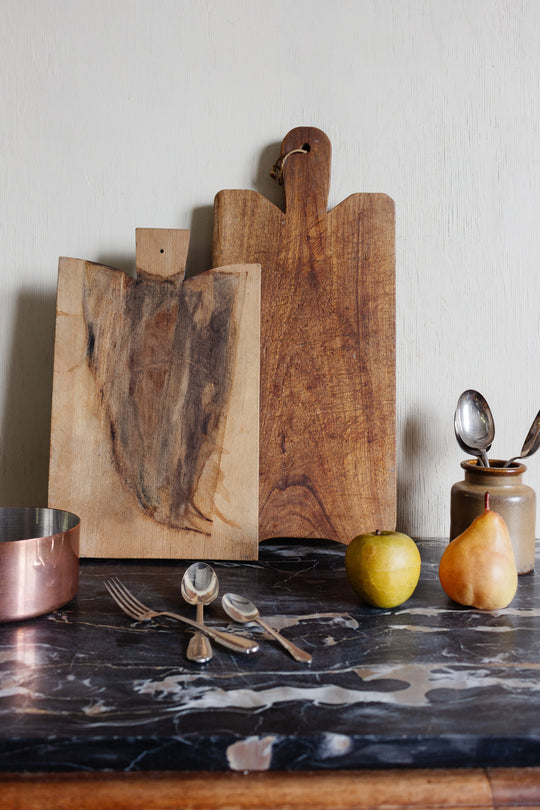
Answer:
[82,269,238,534]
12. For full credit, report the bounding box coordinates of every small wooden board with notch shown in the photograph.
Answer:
[48,229,261,559]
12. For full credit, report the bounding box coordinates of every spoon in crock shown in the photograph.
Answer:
[221,592,312,663]
[181,562,219,664]
[454,389,495,468]
[504,409,540,468]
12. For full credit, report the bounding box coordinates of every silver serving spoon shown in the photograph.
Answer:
[221,592,312,664]
[504,409,540,468]
[181,562,219,664]
[454,389,495,468]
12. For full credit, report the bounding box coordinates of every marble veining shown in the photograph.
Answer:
[0,538,539,772]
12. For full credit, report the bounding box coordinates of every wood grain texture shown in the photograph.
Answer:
[48,229,260,559]
[213,127,396,543]
[488,767,540,807]
[4,767,538,810]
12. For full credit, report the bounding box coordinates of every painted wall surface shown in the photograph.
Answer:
[0,0,538,538]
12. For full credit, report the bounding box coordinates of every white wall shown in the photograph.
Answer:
[1,0,538,537]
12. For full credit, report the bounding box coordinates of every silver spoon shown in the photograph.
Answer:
[181,562,219,664]
[454,389,495,468]
[221,592,312,664]
[504,409,540,468]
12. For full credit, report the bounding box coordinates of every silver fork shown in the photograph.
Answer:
[104,577,258,655]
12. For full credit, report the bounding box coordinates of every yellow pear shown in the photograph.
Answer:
[439,492,517,609]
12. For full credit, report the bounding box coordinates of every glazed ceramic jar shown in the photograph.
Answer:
[450,460,536,575]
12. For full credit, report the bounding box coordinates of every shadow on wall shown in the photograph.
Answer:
[254,141,285,211]
[95,253,136,277]
[397,412,431,536]
[185,141,283,279]
[0,289,56,506]
[186,206,213,278]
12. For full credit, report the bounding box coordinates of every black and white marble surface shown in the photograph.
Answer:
[0,538,539,772]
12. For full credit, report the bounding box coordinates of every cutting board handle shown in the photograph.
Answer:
[280,127,331,218]
[136,228,190,279]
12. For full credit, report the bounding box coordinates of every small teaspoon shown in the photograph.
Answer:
[221,592,312,664]
[181,562,219,664]
[504,409,540,468]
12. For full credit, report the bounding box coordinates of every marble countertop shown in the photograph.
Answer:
[0,538,539,773]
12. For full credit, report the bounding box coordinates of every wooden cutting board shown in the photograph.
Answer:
[213,126,396,543]
[48,229,261,559]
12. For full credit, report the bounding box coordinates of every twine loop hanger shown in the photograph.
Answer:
[270,143,310,185]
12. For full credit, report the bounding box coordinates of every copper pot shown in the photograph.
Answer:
[0,507,80,622]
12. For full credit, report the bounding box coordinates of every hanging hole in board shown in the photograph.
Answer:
[160,249,164,254]
[302,143,311,152]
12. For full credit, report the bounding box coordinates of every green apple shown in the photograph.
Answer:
[345,530,421,608]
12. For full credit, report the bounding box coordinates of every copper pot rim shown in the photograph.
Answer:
[0,506,80,546]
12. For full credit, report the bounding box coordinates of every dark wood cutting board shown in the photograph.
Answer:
[48,229,261,559]
[213,126,396,543]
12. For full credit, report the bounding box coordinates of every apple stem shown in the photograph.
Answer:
[375,529,381,535]
[484,491,490,511]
